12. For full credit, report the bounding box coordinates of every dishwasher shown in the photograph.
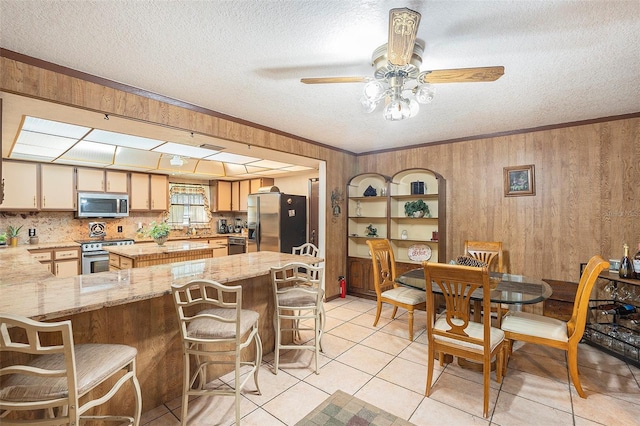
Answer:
[227,237,247,255]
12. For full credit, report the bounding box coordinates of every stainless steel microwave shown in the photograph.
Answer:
[76,193,129,218]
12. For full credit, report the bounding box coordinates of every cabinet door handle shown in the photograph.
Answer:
[43,196,46,207]
[33,196,36,207]
[107,181,110,191]
[56,264,59,275]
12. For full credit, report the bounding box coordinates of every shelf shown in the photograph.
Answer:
[390,238,439,244]
[391,194,438,201]
[349,216,387,220]
[349,196,387,201]
[390,216,439,221]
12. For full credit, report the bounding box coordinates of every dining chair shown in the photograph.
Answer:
[422,261,505,418]
[0,313,142,425]
[464,240,507,324]
[271,262,324,375]
[366,239,426,341]
[501,254,609,398]
[172,280,262,425]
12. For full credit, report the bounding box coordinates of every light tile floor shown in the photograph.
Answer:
[142,295,640,425]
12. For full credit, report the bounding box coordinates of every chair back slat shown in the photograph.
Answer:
[464,240,504,273]
[367,239,397,295]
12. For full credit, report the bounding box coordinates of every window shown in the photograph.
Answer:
[168,184,212,229]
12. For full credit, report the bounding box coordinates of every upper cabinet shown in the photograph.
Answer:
[249,178,274,194]
[214,181,232,212]
[213,178,273,212]
[1,161,38,210]
[77,168,128,193]
[130,173,169,211]
[41,164,75,210]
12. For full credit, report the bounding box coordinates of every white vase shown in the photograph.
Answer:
[412,211,425,218]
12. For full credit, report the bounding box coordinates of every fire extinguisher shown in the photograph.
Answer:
[338,276,346,298]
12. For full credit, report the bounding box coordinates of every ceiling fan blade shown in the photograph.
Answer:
[387,8,421,67]
[419,66,505,84]
[300,77,368,84]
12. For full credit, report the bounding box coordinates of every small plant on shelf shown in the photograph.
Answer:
[146,221,170,245]
[404,200,430,218]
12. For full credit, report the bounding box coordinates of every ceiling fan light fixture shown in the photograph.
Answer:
[383,97,412,121]
[360,97,378,113]
[415,83,436,104]
[363,80,386,102]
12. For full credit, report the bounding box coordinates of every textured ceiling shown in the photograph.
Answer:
[1,0,639,154]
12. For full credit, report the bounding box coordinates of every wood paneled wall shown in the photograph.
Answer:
[358,119,640,282]
[0,56,356,298]
[2,54,638,293]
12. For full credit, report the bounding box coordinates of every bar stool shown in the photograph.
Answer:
[0,313,142,425]
[271,262,324,375]
[172,280,262,425]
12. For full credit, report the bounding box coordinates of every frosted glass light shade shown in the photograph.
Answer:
[383,98,411,121]
[415,83,435,104]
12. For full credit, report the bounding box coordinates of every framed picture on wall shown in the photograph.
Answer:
[504,164,536,197]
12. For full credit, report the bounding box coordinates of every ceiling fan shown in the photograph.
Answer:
[301,8,505,121]
[169,155,189,166]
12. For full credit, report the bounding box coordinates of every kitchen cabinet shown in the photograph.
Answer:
[239,180,250,211]
[77,169,128,193]
[231,181,240,211]
[249,178,274,193]
[41,164,75,210]
[346,168,446,299]
[215,181,232,211]
[29,246,80,278]
[208,237,228,257]
[0,161,38,210]
[130,173,168,211]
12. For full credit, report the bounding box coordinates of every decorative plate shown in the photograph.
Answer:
[408,244,432,261]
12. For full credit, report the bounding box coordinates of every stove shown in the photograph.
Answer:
[76,238,135,253]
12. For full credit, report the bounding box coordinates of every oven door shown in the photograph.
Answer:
[81,251,110,274]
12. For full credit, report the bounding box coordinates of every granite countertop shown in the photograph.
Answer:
[0,248,323,321]
[134,232,245,244]
[106,241,226,257]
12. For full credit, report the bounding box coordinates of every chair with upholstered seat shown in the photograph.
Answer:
[367,239,426,341]
[172,280,262,425]
[464,240,507,324]
[0,313,142,425]
[292,242,319,258]
[271,262,324,375]
[501,255,609,398]
[422,261,505,418]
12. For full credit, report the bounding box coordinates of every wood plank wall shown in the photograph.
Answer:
[0,56,355,298]
[358,119,640,283]
[2,54,638,296]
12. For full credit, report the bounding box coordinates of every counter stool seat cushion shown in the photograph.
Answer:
[501,311,568,342]
[277,288,325,308]
[1,343,137,402]
[188,308,259,339]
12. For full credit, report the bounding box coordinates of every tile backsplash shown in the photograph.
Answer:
[0,211,244,244]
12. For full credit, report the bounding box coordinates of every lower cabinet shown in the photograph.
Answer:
[29,246,80,278]
[347,256,422,300]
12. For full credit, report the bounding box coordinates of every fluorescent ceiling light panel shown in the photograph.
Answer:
[205,152,260,164]
[223,163,248,176]
[152,142,218,158]
[245,165,269,174]
[14,131,78,155]
[84,129,164,150]
[254,169,287,176]
[23,116,90,138]
[10,152,61,162]
[60,140,115,164]
[114,146,161,168]
[281,165,314,172]
[247,159,292,169]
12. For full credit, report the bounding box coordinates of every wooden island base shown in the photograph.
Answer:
[0,251,319,418]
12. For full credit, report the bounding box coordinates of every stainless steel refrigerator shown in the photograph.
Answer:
[247,191,307,253]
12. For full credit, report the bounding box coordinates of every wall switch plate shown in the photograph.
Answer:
[117,226,123,233]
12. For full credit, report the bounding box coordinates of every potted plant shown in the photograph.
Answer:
[7,225,23,247]
[146,221,170,246]
[0,232,6,246]
[404,200,430,218]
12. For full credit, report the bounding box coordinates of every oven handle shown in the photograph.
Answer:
[82,251,109,257]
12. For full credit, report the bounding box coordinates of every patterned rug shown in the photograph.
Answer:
[296,390,415,426]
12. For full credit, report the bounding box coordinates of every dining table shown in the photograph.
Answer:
[396,267,553,370]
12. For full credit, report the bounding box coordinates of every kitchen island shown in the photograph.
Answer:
[0,248,322,414]
[106,240,227,269]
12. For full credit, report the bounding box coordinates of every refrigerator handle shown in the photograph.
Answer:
[256,197,260,251]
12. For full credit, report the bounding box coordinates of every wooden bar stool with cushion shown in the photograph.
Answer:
[367,239,426,341]
[291,243,324,346]
[172,280,262,425]
[0,313,142,425]
[271,262,324,375]
[422,262,505,418]
[501,255,609,398]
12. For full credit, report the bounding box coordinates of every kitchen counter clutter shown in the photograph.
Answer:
[107,241,227,269]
